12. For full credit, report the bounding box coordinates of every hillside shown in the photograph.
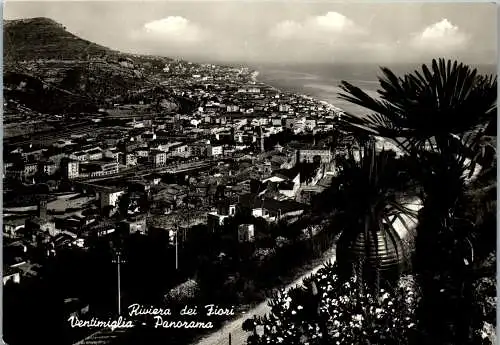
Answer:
[4,17,111,62]
[3,17,196,115]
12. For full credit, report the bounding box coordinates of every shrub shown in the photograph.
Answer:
[243,262,420,345]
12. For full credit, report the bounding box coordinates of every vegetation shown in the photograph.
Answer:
[4,71,99,114]
[332,140,418,287]
[338,58,497,344]
[185,211,337,306]
[3,198,337,345]
[243,263,420,345]
[4,17,196,116]
[243,58,497,345]
[4,17,111,62]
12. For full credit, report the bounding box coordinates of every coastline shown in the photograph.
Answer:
[250,68,345,116]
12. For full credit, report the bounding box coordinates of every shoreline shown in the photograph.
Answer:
[250,68,346,116]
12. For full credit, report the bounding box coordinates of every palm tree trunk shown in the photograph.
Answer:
[415,195,465,345]
[454,267,474,344]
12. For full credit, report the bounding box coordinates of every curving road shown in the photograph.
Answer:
[192,248,336,345]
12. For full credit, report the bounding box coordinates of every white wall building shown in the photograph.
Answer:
[66,161,80,179]
[238,224,255,243]
[100,189,125,209]
[208,145,223,157]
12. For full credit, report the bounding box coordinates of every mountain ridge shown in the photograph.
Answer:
[3,17,196,116]
[4,17,114,62]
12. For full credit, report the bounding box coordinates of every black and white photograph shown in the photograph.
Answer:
[2,1,497,345]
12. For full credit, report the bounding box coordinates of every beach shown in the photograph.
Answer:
[254,62,496,117]
[254,65,382,116]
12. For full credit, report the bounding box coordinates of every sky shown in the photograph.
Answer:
[3,1,498,65]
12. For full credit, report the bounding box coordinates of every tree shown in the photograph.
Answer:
[332,139,418,290]
[312,155,322,166]
[138,192,151,213]
[337,58,497,344]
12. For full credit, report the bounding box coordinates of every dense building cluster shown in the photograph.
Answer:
[3,60,352,291]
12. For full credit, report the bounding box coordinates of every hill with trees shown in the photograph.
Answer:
[4,17,195,115]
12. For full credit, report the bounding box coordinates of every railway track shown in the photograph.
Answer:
[76,160,218,183]
[4,123,99,146]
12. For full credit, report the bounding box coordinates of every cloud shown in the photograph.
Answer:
[313,12,364,34]
[269,11,366,42]
[135,16,206,44]
[411,19,469,51]
[265,14,476,63]
[265,11,375,63]
[269,20,302,40]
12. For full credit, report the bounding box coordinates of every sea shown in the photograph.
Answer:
[252,62,497,116]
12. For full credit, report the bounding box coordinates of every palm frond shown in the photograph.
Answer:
[337,58,497,159]
[333,141,418,235]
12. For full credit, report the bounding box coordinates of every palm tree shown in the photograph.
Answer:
[332,139,419,291]
[338,59,496,160]
[337,58,497,344]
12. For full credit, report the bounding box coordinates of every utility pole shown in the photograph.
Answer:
[112,249,126,316]
[259,126,265,153]
[185,203,191,245]
[175,225,179,270]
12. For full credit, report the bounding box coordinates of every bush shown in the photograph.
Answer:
[164,279,199,303]
[243,262,420,345]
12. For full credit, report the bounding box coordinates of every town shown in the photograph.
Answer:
[3,59,347,248]
[4,6,496,345]
[3,53,362,345]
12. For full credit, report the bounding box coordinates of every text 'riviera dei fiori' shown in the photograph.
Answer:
[128,303,235,329]
[128,303,235,317]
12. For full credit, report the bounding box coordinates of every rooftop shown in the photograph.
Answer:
[239,193,306,213]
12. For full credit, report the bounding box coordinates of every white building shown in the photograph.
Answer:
[66,160,79,179]
[70,151,88,162]
[87,148,103,161]
[104,148,120,161]
[53,139,73,148]
[126,153,138,167]
[149,150,167,166]
[238,224,255,243]
[168,143,189,158]
[298,149,332,164]
[100,189,126,209]
[208,145,223,157]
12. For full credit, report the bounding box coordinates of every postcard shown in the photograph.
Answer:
[2,1,497,345]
